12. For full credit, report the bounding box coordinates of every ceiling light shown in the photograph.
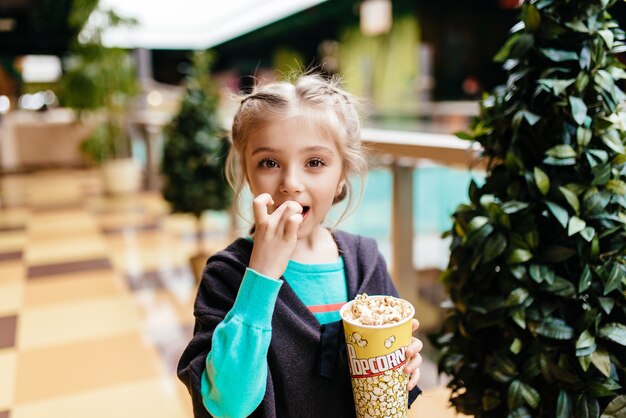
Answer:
[0,18,16,32]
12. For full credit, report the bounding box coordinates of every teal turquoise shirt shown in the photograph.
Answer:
[200,258,348,417]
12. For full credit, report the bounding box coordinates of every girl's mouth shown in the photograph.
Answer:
[301,206,310,219]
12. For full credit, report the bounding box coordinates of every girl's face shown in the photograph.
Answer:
[244,116,344,240]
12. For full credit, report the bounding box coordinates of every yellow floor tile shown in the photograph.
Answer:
[0,350,17,409]
[13,377,191,418]
[18,295,141,350]
[0,262,24,285]
[0,208,29,227]
[409,387,470,418]
[27,210,99,237]
[0,231,26,252]
[0,278,22,315]
[23,270,126,308]
[14,333,162,404]
[25,233,109,265]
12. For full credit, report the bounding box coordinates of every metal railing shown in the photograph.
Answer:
[361,127,485,309]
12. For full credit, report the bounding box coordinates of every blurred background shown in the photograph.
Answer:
[1,1,625,417]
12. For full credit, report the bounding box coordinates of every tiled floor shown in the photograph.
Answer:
[0,168,463,418]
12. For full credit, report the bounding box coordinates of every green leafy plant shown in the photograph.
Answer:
[59,0,138,163]
[430,0,626,416]
[161,50,231,218]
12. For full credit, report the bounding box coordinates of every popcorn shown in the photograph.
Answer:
[344,293,413,326]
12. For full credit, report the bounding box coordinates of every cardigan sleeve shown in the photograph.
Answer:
[178,244,282,418]
[200,268,282,418]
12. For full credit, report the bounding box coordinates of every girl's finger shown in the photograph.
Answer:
[283,214,303,240]
[408,367,421,391]
[252,193,274,224]
[276,201,302,236]
[411,318,420,333]
[406,336,423,358]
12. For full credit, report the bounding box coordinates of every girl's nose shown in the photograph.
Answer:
[280,168,304,194]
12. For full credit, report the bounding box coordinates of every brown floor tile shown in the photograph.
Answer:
[0,225,24,233]
[0,252,21,262]
[102,223,160,235]
[14,333,162,404]
[0,316,17,349]
[27,258,112,279]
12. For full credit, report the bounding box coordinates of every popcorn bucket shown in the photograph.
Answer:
[340,295,415,418]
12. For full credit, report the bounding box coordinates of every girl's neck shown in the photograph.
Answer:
[291,226,339,264]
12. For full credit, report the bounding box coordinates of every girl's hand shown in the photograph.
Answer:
[404,318,423,391]
[249,193,303,279]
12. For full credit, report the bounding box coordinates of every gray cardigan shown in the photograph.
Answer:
[177,230,421,417]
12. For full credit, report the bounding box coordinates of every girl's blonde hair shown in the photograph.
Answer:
[225,73,368,227]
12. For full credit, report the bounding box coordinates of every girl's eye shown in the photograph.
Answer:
[258,158,278,169]
[307,158,326,168]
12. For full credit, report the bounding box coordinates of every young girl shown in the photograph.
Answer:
[178,74,423,417]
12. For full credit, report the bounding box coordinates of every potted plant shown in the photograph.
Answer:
[59,0,141,194]
[160,50,232,281]
[430,0,626,416]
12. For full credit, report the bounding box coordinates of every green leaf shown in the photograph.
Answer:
[578,265,592,292]
[569,96,587,125]
[546,144,577,158]
[506,288,530,307]
[534,167,550,195]
[502,201,529,214]
[598,297,615,315]
[523,3,541,30]
[598,323,626,346]
[603,263,623,295]
[556,390,572,418]
[523,110,541,125]
[535,318,574,339]
[601,130,625,154]
[509,380,541,410]
[580,226,595,242]
[468,216,489,232]
[510,338,522,354]
[591,164,611,186]
[540,48,578,62]
[568,216,586,236]
[542,276,576,297]
[565,20,588,33]
[601,395,626,418]
[583,189,610,215]
[578,354,592,371]
[576,394,600,418]
[484,233,508,262]
[512,310,527,329]
[507,249,533,264]
[591,350,612,378]
[530,264,555,284]
[606,179,626,195]
[546,201,569,227]
[508,406,532,418]
[577,127,592,148]
[598,29,615,49]
[559,186,580,213]
[589,378,621,397]
[576,330,595,350]
[495,33,521,62]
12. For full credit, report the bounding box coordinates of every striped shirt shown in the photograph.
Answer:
[283,256,348,324]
